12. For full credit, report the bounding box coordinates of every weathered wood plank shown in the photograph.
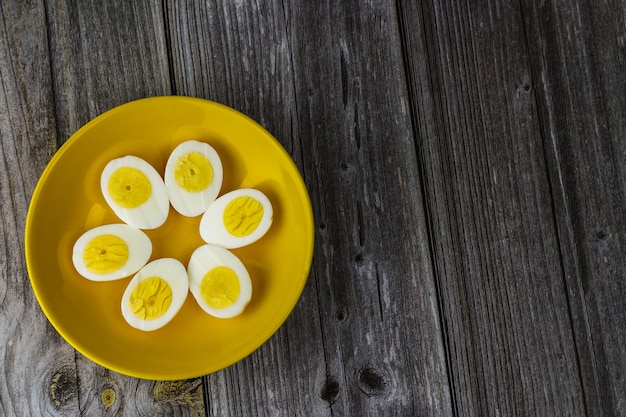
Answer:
[167,0,452,415]
[19,0,203,415]
[521,0,626,415]
[0,1,79,415]
[45,0,172,144]
[284,2,452,414]
[397,0,593,415]
[165,1,332,415]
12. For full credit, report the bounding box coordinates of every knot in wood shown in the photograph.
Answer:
[357,367,388,397]
[48,365,77,409]
[153,379,203,406]
[320,375,340,404]
[593,229,609,242]
[336,308,348,322]
[101,387,116,409]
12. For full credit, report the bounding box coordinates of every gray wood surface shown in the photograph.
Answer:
[1,0,624,416]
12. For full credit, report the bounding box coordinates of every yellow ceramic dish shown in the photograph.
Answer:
[25,96,314,380]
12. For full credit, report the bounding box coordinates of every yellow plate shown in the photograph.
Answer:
[25,96,314,380]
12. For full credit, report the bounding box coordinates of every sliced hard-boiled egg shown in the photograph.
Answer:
[100,155,169,229]
[121,258,189,331]
[187,244,252,318]
[199,188,273,249]
[164,140,223,217]
[72,223,152,281]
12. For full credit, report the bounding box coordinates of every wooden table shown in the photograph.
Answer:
[1,1,624,416]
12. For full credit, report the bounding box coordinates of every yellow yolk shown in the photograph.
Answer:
[200,266,240,309]
[223,196,264,237]
[107,167,152,208]
[174,151,213,192]
[83,234,129,274]
[129,277,173,320]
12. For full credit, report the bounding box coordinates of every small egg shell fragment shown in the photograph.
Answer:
[164,140,223,217]
[121,258,189,331]
[187,244,252,319]
[100,155,169,229]
[72,223,152,281]
[199,188,273,249]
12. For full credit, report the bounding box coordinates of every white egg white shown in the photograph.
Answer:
[121,258,189,331]
[164,140,223,217]
[100,155,169,229]
[72,223,152,281]
[187,244,252,319]
[199,188,273,249]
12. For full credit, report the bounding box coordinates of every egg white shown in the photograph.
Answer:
[100,155,169,229]
[165,140,223,217]
[72,223,152,281]
[199,188,273,249]
[187,244,252,319]
[121,258,189,331]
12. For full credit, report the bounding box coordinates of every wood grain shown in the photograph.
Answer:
[0,1,79,415]
[165,1,332,415]
[43,0,204,415]
[167,0,451,415]
[521,1,626,414]
[397,0,593,415]
[45,0,172,142]
[0,0,203,416]
[283,2,452,414]
[0,0,624,415]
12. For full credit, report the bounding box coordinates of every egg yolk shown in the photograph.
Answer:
[223,196,264,237]
[129,277,173,320]
[200,266,240,309]
[174,152,213,192]
[83,234,129,274]
[108,167,152,208]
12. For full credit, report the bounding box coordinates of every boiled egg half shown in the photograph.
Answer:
[101,155,169,229]
[121,258,189,331]
[199,188,273,249]
[72,223,152,281]
[187,244,252,318]
[164,140,223,217]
